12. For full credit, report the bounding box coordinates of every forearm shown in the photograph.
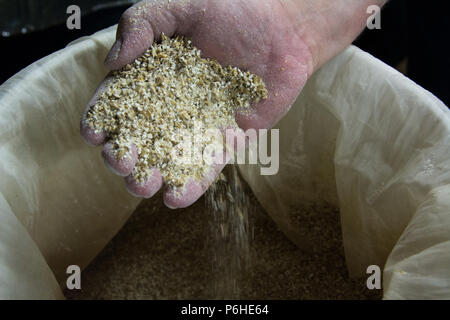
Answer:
[282,0,387,72]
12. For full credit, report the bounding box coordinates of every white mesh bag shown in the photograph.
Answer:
[0,26,449,299]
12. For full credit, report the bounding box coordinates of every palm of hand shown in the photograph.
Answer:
[81,0,313,208]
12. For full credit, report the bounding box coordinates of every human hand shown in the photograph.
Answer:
[81,0,385,208]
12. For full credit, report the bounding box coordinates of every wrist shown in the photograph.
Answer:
[281,0,387,73]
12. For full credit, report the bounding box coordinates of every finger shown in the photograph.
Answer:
[163,151,230,209]
[125,168,163,198]
[105,0,193,70]
[80,75,114,145]
[102,141,138,177]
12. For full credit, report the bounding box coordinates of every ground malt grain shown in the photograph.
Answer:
[65,166,382,300]
[85,35,267,188]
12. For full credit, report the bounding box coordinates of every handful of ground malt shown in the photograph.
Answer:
[86,35,267,188]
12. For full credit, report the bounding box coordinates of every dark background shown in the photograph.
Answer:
[0,0,449,106]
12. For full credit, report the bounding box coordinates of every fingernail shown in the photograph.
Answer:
[105,38,122,64]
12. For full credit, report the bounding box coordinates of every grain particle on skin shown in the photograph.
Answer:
[86,34,267,189]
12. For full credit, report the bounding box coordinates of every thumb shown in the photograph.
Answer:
[105,9,155,70]
[104,0,192,70]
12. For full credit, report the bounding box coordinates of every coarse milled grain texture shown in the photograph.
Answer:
[65,167,382,300]
[85,35,267,188]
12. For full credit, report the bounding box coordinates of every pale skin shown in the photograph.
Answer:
[81,0,386,208]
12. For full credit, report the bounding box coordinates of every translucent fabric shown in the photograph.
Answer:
[0,26,448,299]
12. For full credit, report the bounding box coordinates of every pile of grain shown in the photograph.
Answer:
[65,166,382,300]
[85,35,267,188]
